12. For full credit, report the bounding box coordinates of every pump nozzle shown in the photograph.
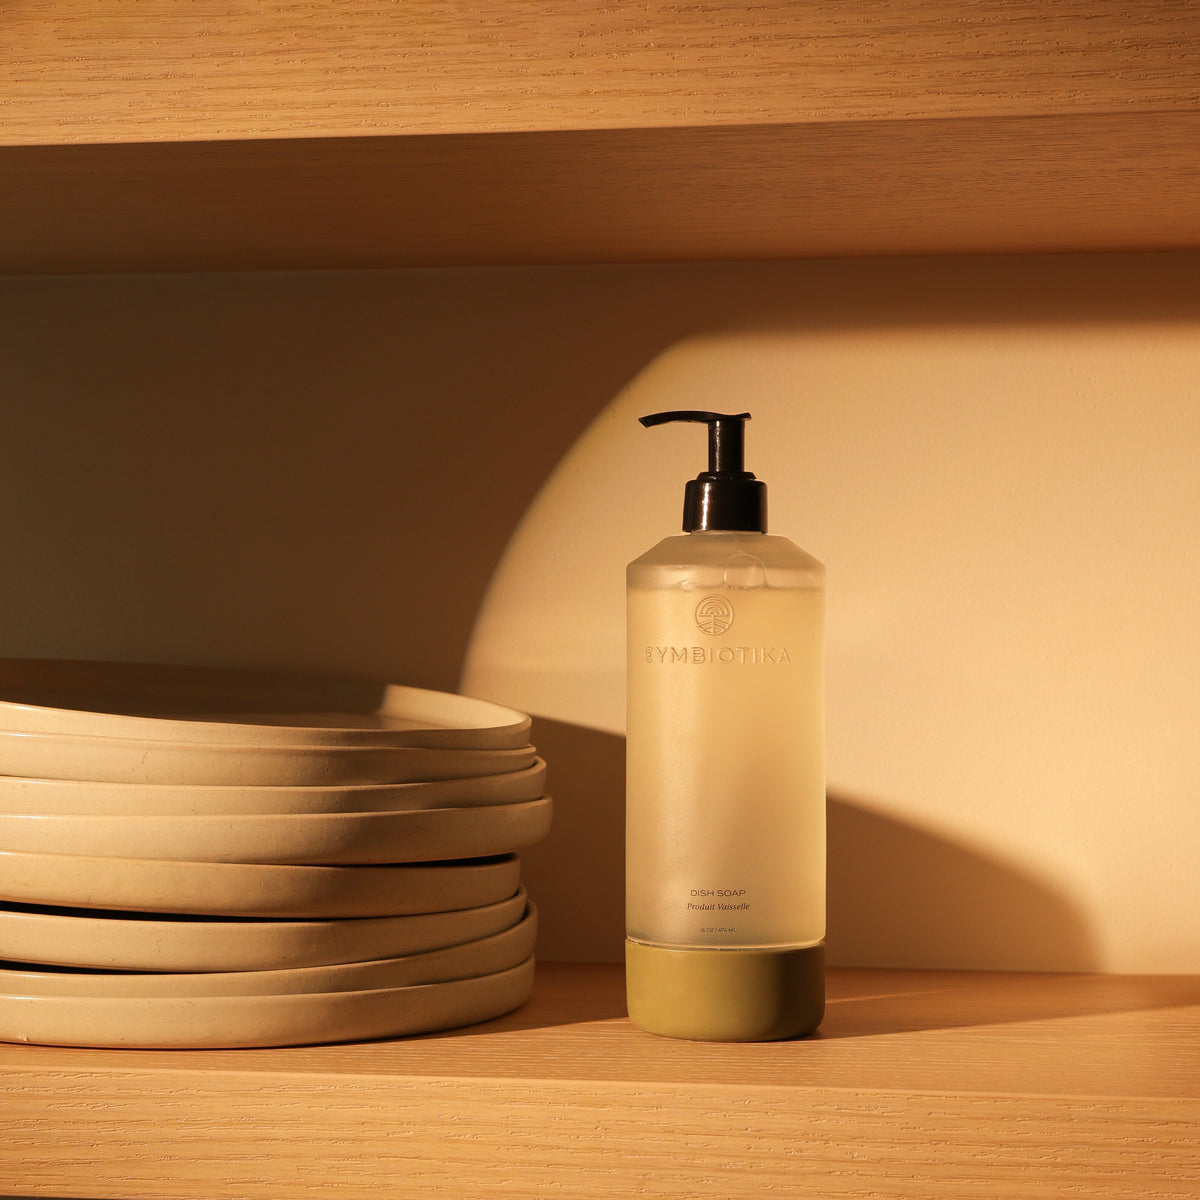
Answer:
[639,410,767,533]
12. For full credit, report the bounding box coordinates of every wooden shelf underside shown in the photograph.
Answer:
[4,110,1200,274]
[4,1,1200,272]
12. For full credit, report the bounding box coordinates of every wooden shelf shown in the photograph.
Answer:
[3,1,1200,272]
[3,964,1198,1198]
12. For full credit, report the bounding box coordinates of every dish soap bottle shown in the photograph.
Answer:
[626,410,825,1040]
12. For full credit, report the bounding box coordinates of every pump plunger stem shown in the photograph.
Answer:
[639,410,752,476]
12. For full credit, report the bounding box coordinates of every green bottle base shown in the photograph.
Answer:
[625,938,825,1041]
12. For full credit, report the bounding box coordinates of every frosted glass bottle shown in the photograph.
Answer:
[625,412,825,1041]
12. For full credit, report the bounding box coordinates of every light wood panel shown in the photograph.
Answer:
[3,965,1198,1198]
[2,1,1199,271]
[5,1,1198,144]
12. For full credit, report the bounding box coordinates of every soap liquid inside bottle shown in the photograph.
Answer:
[626,534,825,951]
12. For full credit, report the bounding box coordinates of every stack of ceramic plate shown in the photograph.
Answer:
[0,658,549,1048]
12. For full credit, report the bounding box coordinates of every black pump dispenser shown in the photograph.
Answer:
[640,410,767,533]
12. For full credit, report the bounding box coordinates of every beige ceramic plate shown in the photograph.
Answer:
[0,759,547,817]
[0,795,552,864]
[0,956,535,1048]
[0,849,521,918]
[0,903,537,997]
[0,658,531,749]
[0,729,536,787]
[0,888,529,973]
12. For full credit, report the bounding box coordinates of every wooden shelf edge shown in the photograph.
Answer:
[6,0,1200,149]
[2,964,1198,1199]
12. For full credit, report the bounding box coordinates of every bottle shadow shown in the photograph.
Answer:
[502,718,1199,1036]
[826,790,1101,974]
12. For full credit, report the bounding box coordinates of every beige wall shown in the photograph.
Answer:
[2,252,1197,972]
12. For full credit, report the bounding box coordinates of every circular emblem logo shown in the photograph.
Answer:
[694,595,734,636]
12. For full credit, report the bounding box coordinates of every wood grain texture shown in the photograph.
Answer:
[4,109,1200,273]
[3,0,1200,144]
[2,965,1198,1199]
[2,1,1199,270]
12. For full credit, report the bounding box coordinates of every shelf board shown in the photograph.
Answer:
[3,964,1198,1199]
[3,1,1200,272]
[7,1,1199,144]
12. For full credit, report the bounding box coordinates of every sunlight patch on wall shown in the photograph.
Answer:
[461,322,1200,971]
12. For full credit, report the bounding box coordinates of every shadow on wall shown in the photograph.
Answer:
[827,792,1100,972]
[522,718,628,964]
[524,718,1100,971]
